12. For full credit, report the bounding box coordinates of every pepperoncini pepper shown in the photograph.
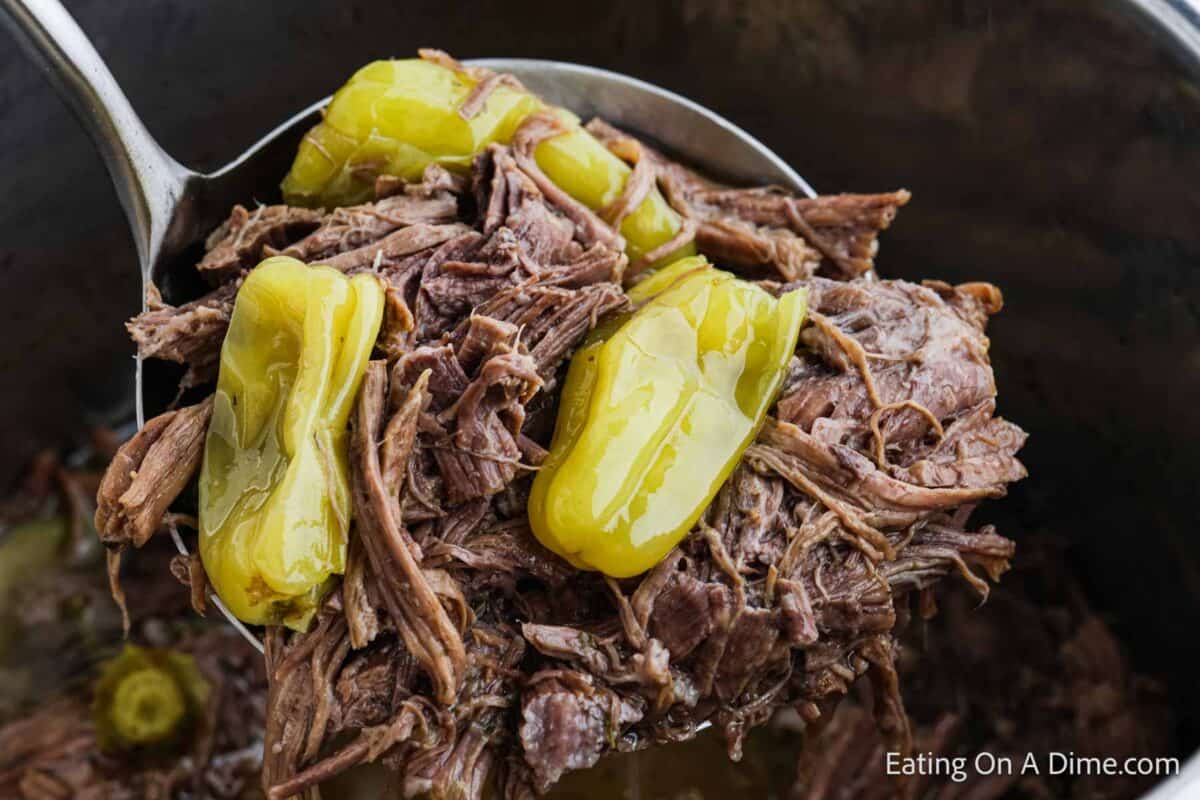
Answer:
[282,59,539,206]
[281,57,693,265]
[528,256,808,578]
[199,256,383,629]
[91,644,210,752]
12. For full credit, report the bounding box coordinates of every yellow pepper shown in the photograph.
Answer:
[529,256,808,578]
[281,58,693,264]
[282,59,539,206]
[91,644,210,752]
[199,256,384,629]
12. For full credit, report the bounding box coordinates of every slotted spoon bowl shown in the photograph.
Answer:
[1,0,814,652]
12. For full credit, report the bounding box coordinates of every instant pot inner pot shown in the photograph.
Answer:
[1,0,1197,790]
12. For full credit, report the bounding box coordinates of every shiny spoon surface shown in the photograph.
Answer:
[1,0,814,653]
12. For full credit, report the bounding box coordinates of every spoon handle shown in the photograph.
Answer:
[0,0,187,273]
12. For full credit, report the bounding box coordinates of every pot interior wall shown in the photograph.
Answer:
[1,0,1197,768]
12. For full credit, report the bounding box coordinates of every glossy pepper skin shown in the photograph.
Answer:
[282,59,539,207]
[529,256,808,578]
[199,257,384,629]
[281,58,693,264]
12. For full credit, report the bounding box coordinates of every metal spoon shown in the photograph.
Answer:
[1,0,814,651]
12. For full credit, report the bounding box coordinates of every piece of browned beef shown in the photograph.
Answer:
[94,396,212,550]
[198,204,322,284]
[127,282,238,390]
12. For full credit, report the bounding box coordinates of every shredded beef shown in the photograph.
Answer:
[512,113,626,254]
[792,536,1172,800]
[690,188,912,280]
[321,222,473,274]
[127,282,237,389]
[474,145,583,263]
[376,163,468,200]
[586,117,909,281]
[97,63,1032,800]
[393,332,546,505]
[351,361,466,705]
[169,551,209,616]
[198,204,321,284]
[276,177,460,263]
[470,283,627,383]
[431,350,543,504]
[695,218,823,282]
[519,672,644,792]
[94,396,212,549]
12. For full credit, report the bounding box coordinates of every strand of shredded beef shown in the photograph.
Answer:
[95,395,212,549]
[597,141,655,230]
[169,551,209,616]
[351,361,466,705]
[459,71,525,120]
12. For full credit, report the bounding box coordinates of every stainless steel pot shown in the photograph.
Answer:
[2,0,1199,796]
